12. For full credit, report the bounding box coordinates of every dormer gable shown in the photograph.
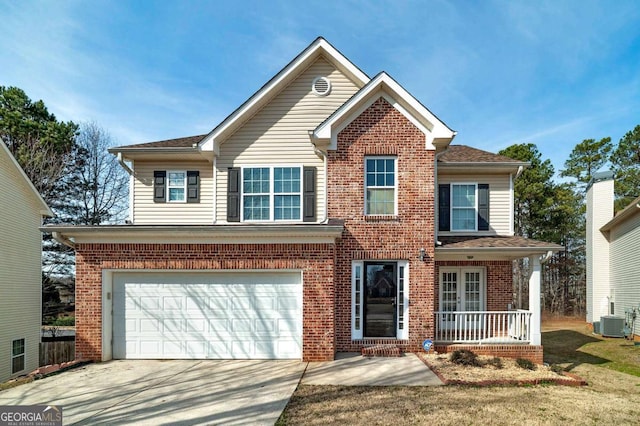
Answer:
[311,72,456,151]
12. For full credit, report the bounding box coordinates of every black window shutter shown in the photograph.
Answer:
[303,167,316,222]
[187,171,200,203]
[438,184,450,231]
[478,183,490,231]
[227,168,240,222]
[154,171,166,203]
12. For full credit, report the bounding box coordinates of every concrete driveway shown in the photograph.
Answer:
[0,360,306,425]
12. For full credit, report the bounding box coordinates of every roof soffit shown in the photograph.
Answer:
[311,72,456,151]
[600,194,640,232]
[199,37,370,155]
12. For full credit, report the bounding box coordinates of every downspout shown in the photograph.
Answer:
[313,146,329,223]
[525,250,553,282]
[52,232,75,249]
[117,152,134,175]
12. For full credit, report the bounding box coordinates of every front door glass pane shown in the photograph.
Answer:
[365,263,396,337]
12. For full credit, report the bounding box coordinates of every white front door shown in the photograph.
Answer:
[112,271,302,360]
[439,267,485,329]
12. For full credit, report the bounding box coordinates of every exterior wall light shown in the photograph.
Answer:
[419,248,426,261]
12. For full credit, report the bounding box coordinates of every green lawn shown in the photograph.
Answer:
[542,320,640,377]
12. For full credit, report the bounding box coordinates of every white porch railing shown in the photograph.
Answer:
[434,310,532,344]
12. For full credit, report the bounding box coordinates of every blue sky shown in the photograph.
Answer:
[1,0,639,177]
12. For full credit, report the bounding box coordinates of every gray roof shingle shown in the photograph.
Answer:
[438,145,525,164]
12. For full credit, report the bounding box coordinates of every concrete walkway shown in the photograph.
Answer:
[0,360,305,425]
[302,353,443,386]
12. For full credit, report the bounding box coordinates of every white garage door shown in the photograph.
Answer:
[112,271,302,359]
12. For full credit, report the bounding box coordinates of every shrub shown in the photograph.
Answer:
[450,349,481,367]
[52,317,75,327]
[550,364,565,374]
[485,356,504,369]
[516,358,536,370]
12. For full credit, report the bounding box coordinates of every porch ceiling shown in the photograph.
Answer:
[435,235,562,261]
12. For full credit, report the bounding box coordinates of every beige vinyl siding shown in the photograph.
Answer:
[609,212,640,336]
[216,57,361,222]
[438,174,512,235]
[585,179,613,323]
[0,151,43,382]
[133,161,214,224]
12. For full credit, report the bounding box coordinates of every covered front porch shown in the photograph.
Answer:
[434,236,562,363]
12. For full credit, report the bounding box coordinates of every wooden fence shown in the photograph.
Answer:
[40,341,75,366]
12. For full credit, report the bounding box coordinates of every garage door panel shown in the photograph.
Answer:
[163,341,183,356]
[140,319,160,332]
[231,318,253,333]
[255,319,277,334]
[186,319,206,332]
[113,272,302,360]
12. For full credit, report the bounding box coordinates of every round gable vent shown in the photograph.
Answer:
[312,76,331,96]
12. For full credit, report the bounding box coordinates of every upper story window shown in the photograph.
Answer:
[154,170,200,203]
[242,166,302,221]
[365,157,396,215]
[451,183,477,231]
[168,171,186,202]
[12,338,25,374]
[439,183,489,232]
[227,166,316,223]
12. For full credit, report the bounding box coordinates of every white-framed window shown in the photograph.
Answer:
[167,171,186,202]
[12,338,25,374]
[351,260,408,340]
[365,157,397,215]
[242,166,302,221]
[451,183,477,231]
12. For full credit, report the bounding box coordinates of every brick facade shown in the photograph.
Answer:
[73,98,541,364]
[435,260,513,311]
[328,97,436,353]
[74,242,335,362]
[434,344,543,365]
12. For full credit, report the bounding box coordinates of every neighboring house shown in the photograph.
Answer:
[0,141,53,382]
[586,172,640,338]
[45,38,561,364]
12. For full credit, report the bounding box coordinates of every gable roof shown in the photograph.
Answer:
[438,145,528,165]
[198,37,370,155]
[312,72,456,150]
[0,141,53,217]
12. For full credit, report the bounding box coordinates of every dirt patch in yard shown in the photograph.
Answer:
[418,353,584,386]
[278,318,640,425]
[279,383,640,425]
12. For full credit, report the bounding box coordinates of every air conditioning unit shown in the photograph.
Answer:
[600,316,625,337]
[593,321,600,334]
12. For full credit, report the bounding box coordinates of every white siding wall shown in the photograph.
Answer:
[609,211,640,336]
[585,179,613,323]
[133,161,214,224]
[216,57,360,222]
[0,150,43,381]
[438,174,512,235]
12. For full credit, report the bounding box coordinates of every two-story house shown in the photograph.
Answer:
[1,141,53,382]
[45,38,560,364]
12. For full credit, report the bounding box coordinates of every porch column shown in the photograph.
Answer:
[528,255,542,345]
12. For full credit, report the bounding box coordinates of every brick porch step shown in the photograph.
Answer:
[361,344,403,357]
